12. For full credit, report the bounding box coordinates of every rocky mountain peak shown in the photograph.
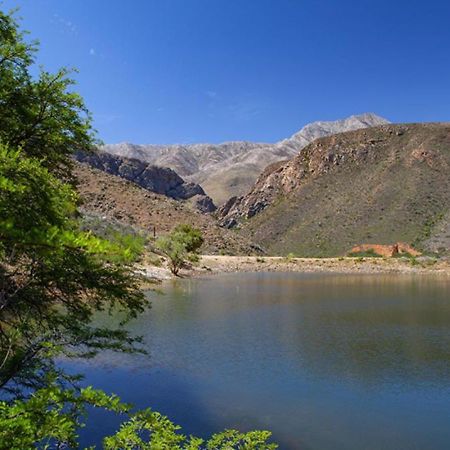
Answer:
[278,113,390,151]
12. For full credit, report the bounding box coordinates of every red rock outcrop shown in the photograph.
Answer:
[396,243,422,256]
[349,243,421,257]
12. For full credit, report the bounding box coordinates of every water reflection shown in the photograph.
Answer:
[75,273,450,450]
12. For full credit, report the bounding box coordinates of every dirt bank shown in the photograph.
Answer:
[139,255,450,282]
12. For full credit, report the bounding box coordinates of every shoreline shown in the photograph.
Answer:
[139,255,450,283]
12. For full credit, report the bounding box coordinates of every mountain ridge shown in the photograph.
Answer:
[278,112,389,150]
[101,113,389,204]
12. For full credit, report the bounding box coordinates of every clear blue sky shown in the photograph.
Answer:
[3,0,450,144]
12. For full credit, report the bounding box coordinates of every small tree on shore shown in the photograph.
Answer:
[156,225,203,275]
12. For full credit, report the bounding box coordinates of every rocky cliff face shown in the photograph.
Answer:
[74,151,216,213]
[217,123,450,256]
[102,113,389,204]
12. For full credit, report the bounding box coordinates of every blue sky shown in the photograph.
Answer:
[3,0,450,144]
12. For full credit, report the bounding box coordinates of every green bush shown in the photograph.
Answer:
[172,224,204,253]
[156,224,204,275]
[285,252,296,261]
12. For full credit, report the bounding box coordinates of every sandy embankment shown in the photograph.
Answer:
[139,255,450,282]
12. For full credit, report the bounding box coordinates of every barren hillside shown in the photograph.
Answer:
[74,163,258,255]
[218,123,450,256]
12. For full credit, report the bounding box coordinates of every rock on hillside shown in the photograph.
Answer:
[75,151,216,213]
[74,163,259,255]
[218,123,450,257]
[102,113,389,204]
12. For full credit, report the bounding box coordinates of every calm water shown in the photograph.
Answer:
[71,272,450,449]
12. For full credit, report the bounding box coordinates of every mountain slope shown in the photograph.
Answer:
[102,113,389,204]
[74,163,257,255]
[218,123,450,256]
[74,151,216,212]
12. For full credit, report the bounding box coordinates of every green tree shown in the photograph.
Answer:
[0,9,146,392]
[0,9,276,448]
[172,224,204,253]
[0,9,96,177]
[156,225,204,275]
[0,145,147,393]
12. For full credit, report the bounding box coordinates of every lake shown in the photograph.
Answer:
[72,272,450,449]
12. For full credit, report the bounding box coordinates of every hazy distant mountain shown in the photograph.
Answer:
[279,113,390,151]
[102,113,389,204]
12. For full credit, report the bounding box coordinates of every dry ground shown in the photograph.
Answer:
[139,255,450,282]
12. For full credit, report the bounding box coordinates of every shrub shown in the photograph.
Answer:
[410,257,419,266]
[172,224,204,252]
[156,225,203,275]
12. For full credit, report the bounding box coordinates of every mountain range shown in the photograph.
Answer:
[77,114,450,257]
[101,113,389,204]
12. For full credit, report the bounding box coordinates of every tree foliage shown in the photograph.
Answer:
[156,225,204,275]
[0,380,277,449]
[0,9,97,177]
[0,9,277,448]
[0,143,147,394]
[0,9,147,394]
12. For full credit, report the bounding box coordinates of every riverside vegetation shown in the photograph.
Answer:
[0,10,277,449]
[156,224,204,275]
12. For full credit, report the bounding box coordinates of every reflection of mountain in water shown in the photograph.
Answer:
[82,273,450,388]
[69,273,450,450]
